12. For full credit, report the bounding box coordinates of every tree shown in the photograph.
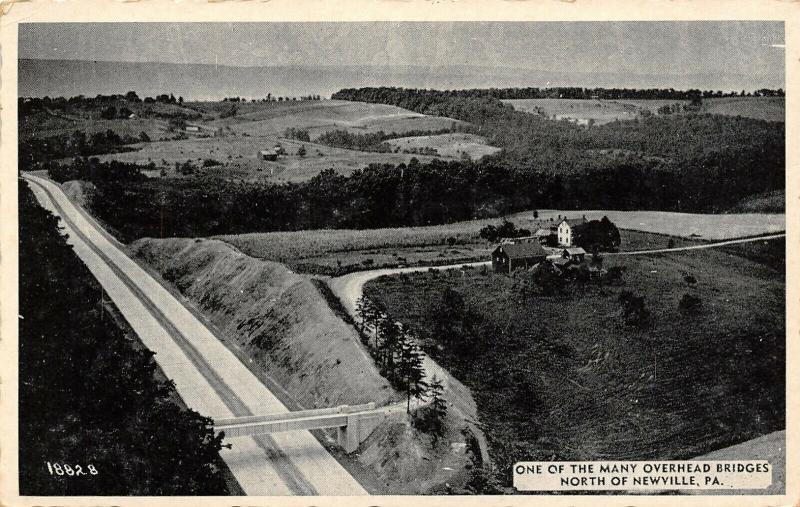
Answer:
[297,145,307,158]
[479,224,499,243]
[398,331,427,412]
[430,288,466,347]
[412,375,446,442]
[139,131,151,143]
[572,216,621,251]
[378,318,401,373]
[100,106,117,120]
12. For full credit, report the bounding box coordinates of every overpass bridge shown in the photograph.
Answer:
[213,403,400,453]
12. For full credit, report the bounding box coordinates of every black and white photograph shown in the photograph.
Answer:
[1,4,795,504]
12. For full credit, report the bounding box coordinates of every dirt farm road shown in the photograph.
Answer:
[23,173,368,496]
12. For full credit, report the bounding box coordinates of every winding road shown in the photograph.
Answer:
[326,231,785,468]
[329,233,786,319]
[23,173,368,496]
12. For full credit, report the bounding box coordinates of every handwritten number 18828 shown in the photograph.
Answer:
[46,462,98,476]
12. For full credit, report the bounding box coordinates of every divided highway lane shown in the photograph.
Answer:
[23,174,368,496]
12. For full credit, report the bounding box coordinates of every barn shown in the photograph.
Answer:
[492,242,549,274]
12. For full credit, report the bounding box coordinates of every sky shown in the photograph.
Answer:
[18,22,785,91]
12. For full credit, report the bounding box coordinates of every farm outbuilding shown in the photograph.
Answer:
[562,247,587,263]
[258,150,278,161]
[492,242,549,274]
[185,124,201,132]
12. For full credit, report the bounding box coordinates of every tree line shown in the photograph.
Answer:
[45,147,782,244]
[20,129,145,166]
[19,92,181,115]
[313,127,458,153]
[18,181,230,495]
[224,94,322,102]
[355,296,428,413]
[333,86,784,102]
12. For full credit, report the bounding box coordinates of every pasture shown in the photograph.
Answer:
[504,98,645,124]
[213,211,762,275]
[77,99,474,182]
[700,97,784,122]
[363,239,784,481]
[504,96,785,124]
[87,132,445,183]
[511,209,785,240]
[384,133,501,159]
[196,100,463,137]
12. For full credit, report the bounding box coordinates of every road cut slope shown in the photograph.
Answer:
[23,173,367,496]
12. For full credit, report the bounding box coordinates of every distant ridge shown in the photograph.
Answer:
[18,58,783,101]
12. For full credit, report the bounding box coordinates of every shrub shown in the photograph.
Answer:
[605,265,626,283]
[619,290,650,327]
[532,262,563,296]
[679,293,702,314]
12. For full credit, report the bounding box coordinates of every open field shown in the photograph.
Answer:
[363,240,784,486]
[64,99,477,182]
[194,100,464,138]
[511,209,785,240]
[216,216,727,275]
[384,133,500,159]
[20,115,171,142]
[504,97,784,124]
[700,96,785,122]
[87,134,445,183]
[216,221,499,275]
[731,189,785,213]
[19,99,202,142]
[504,98,645,124]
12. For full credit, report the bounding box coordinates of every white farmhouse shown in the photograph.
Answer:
[557,218,587,247]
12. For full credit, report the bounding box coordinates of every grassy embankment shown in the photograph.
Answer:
[363,238,785,488]
[129,236,478,493]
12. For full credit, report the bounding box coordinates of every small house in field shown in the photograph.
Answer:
[258,150,278,161]
[185,124,201,133]
[557,217,587,247]
[562,247,587,263]
[492,242,549,274]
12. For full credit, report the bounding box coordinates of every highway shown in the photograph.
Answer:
[23,173,368,496]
